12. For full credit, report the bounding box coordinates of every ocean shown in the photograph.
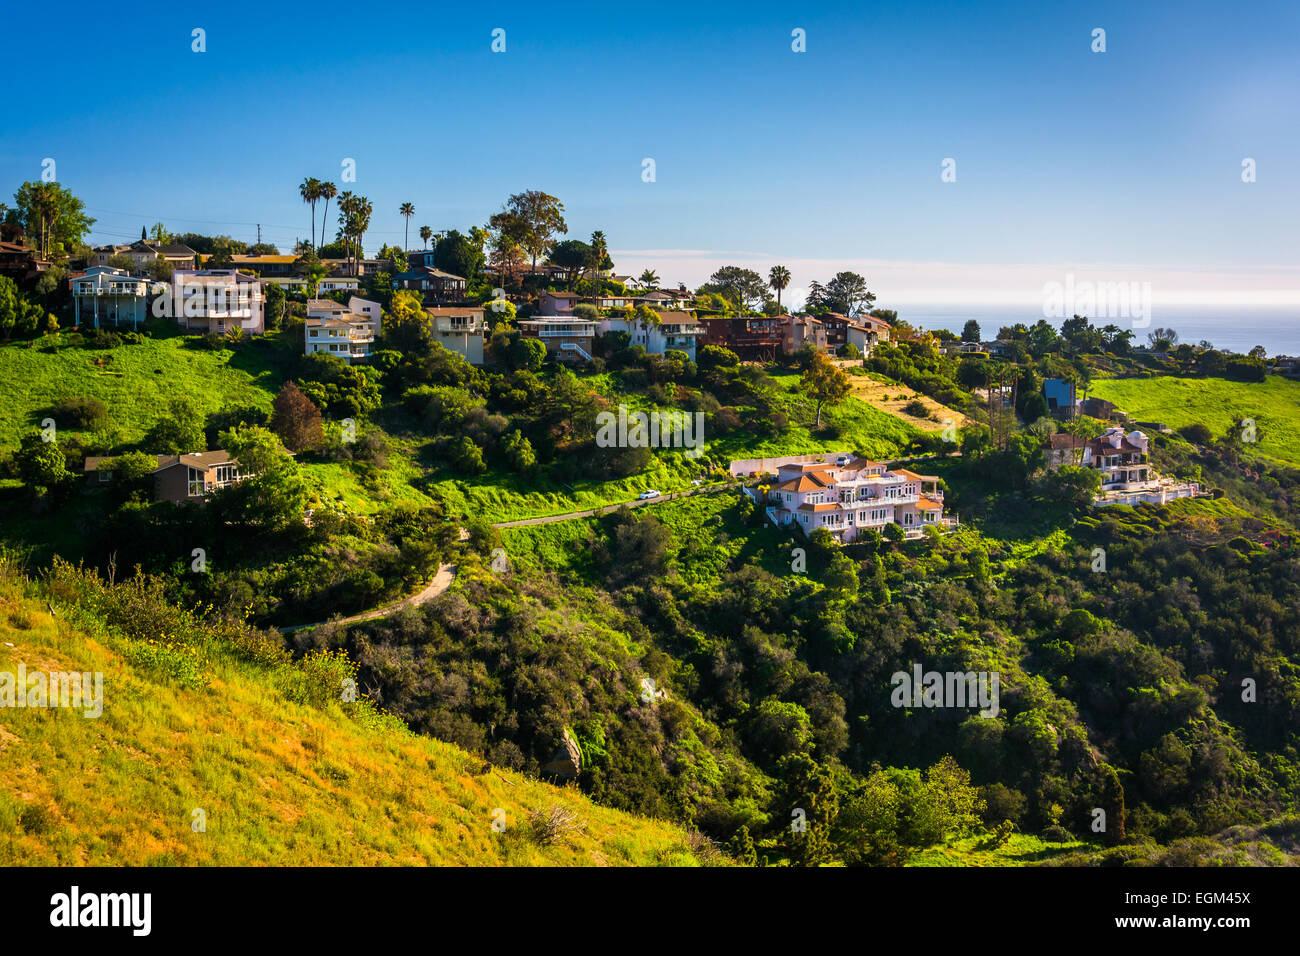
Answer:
[894,305,1300,357]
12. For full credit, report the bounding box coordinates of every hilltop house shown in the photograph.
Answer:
[518,317,597,361]
[538,290,581,316]
[0,240,51,285]
[1043,378,1080,417]
[1047,426,1202,506]
[157,270,265,335]
[701,315,784,361]
[82,450,244,504]
[783,314,829,355]
[744,453,955,542]
[598,310,706,360]
[94,239,197,271]
[392,266,467,304]
[305,297,380,362]
[70,266,152,329]
[427,305,486,365]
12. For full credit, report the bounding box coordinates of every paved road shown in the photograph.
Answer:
[278,562,457,633]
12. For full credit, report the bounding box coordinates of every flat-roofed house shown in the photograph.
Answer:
[518,317,597,362]
[427,305,486,365]
[701,315,783,361]
[782,314,829,355]
[304,298,379,362]
[598,310,706,360]
[159,269,265,335]
[392,266,467,304]
[83,450,244,505]
[71,266,152,329]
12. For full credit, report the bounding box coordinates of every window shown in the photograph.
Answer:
[99,470,112,483]
[187,467,205,497]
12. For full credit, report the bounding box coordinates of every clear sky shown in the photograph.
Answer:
[3,0,1297,309]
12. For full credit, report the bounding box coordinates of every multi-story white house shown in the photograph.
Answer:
[305,297,379,362]
[752,453,954,541]
[71,266,152,329]
[156,270,265,335]
[426,305,486,365]
[598,310,706,360]
[1050,426,1202,506]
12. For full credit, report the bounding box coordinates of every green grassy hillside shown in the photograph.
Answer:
[0,559,714,866]
[1089,375,1300,465]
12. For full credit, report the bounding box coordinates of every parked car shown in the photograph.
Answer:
[835,454,853,466]
[638,490,661,500]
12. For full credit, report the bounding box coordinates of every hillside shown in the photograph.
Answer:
[1088,374,1300,466]
[0,558,714,866]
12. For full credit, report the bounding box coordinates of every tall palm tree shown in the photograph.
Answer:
[299,177,322,248]
[354,196,373,276]
[768,265,791,313]
[336,191,354,274]
[318,182,338,252]
[586,230,608,294]
[419,225,432,250]
[400,202,415,251]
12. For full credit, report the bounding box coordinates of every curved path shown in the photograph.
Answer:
[490,481,731,528]
[278,562,457,634]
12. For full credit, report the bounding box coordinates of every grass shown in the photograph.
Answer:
[0,568,713,866]
[843,368,971,433]
[908,832,1089,867]
[1088,374,1300,466]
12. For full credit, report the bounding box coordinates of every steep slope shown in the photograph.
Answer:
[0,564,714,866]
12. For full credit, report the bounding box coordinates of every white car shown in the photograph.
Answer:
[835,454,853,466]
[691,479,703,486]
[638,490,661,500]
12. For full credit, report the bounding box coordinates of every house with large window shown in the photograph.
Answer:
[156,270,265,334]
[744,453,955,542]
[518,317,597,361]
[426,305,486,365]
[70,266,152,329]
[701,315,784,361]
[597,310,706,360]
[1049,426,1202,506]
[82,450,244,505]
[391,266,467,304]
[305,297,379,362]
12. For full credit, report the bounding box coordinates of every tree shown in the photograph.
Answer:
[213,425,309,532]
[1147,326,1179,353]
[419,225,433,250]
[270,381,324,452]
[800,351,850,427]
[449,436,486,474]
[961,319,981,342]
[708,266,767,314]
[299,177,323,248]
[638,269,659,290]
[432,229,484,281]
[144,399,206,454]
[399,202,415,251]
[808,273,874,315]
[490,191,567,272]
[14,434,70,489]
[0,276,53,338]
[317,182,338,252]
[503,429,536,473]
[147,256,173,282]
[12,181,95,259]
[548,238,591,289]
[509,336,547,371]
[587,230,610,281]
[768,265,791,313]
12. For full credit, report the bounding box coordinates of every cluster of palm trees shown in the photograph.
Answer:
[297,178,339,250]
[334,192,373,277]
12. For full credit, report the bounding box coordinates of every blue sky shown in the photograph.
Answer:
[3,0,1297,307]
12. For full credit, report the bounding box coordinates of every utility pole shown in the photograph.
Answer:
[257,224,262,245]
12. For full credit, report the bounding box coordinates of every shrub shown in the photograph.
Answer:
[51,396,109,430]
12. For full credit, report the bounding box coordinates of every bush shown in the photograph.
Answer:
[51,396,109,430]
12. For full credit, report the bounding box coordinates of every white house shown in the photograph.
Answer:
[1062,426,1203,506]
[157,270,264,335]
[426,305,486,365]
[304,297,379,362]
[598,310,706,361]
[71,266,152,329]
[756,453,955,542]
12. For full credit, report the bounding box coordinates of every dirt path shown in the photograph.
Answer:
[278,562,457,634]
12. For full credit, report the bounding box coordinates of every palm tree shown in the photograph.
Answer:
[638,269,659,290]
[400,202,415,251]
[768,265,791,313]
[419,225,432,250]
[318,182,338,251]
[299,177,322,248]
